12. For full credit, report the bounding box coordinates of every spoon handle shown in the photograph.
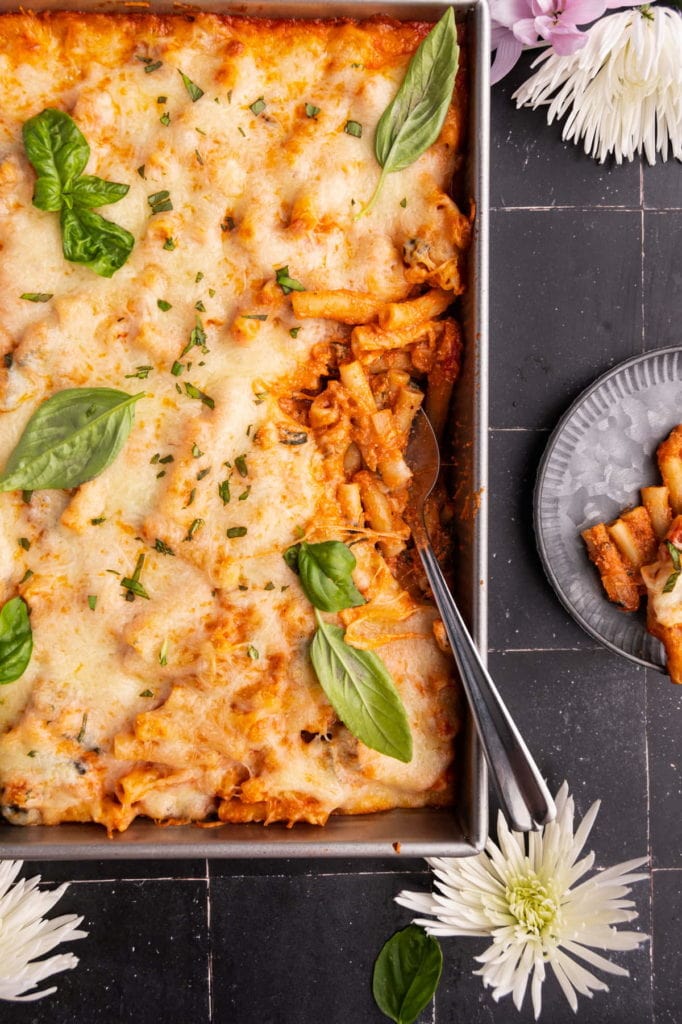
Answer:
[417,541,556,832]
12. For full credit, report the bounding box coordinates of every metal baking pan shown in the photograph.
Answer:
[0,0,489,859]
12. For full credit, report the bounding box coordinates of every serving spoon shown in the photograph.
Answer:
[405,409,556,832]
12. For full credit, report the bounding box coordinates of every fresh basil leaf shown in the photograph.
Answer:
[0,597,33,685]
[297,540,365,612]
[373,925,443,1024]
[33,176,64,212]
[23,108,90,193]
[70,175,130,208]
[283,544,301,573]
[61,206,135,278]
[310,613,412,762]
[0,387,143,492]
[22,109,134,276]
[364,9,458,214]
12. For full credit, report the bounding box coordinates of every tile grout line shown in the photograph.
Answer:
[206,858,214,1024]
[494,204,682,213]
[643,667,655,1024]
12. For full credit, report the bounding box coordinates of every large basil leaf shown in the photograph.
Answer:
[61,206,134,278]
[296,541,366,612]
[310,613,412,762]
[373,926,443,1024]
[365,9,459,214]
[23,107,90,194]
[0,388,143,492]
[70,175,130,208]
[22,108,134,276]
[0,597,33,685]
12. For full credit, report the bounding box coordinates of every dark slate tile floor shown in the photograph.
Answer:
[3,48,680,1024]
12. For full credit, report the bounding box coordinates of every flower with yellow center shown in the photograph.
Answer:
[396,782,648,1018]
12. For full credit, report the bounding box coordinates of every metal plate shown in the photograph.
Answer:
[534,347,682,673]
[0,0,489,859]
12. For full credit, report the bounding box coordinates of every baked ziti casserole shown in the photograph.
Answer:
[0,10,471,830]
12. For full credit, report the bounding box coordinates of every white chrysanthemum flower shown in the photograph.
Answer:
[396,783,648,1019]
[0,860,87,1002]
[512,6,682,164]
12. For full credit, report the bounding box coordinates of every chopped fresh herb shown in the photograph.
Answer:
[208,288,216,298]
[241,313,267,321]
[181,317,208,356]
[20,292,53,303]
[191,444,204,459]
[140,689,154,698]
[197,467,210,481]
[22,491,33,505]
[125,365,153,379]
[246,644,259,660]
[144,60,162,74]
[159,638,169,666]
[76,713,88,743]
[163,237,176,251]
[254,392,267,404]
[171,360,184,376]
[234,454,248,478]
[18,537,30,551]
[226,90,232,103]
[157,299,172,311]
[184,382,214,409]
[154,538,175,556]
[159,111,171,126]
[179,70,204,102]
[264,581,275,591]
[218,479,231,504]
[185,488,196,507]
[305,103,321,118]
[156,468,165,477]
[137,165,146,178]
[19,569,33,585]
[275,265,305,295]
[195,149,204,166]
[158,454,174,464]
[238,486,251,501]
[90,516,106,525]
[136,55,153,64]
[226,526,247,539]
[195,300,206,312]
[148,190,172,215]
[150,453,160,464]
[87,595,97,611]
[4,353,13,369]
[400,197,407,208]
[185,517,205,540]
[238,583,248,591]
[196,126,207,135]
[289,327,301,338]
[279,429,308,446]
[221,215,236,232]
[344,120,363,138]
[27,749,37,757]
[249,97,266,116]
[120,553,150,601]
[157,96,167,104]
[195,271,204,283]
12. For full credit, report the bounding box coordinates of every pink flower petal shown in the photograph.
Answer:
[490,0,535,29]
[561,0,606,24]
[531,0,556,17]
[548,23,589,54]
[513,17,542,45]
[490,34,524,84]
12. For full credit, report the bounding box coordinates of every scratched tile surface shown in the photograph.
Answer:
[2,48,680,1024]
